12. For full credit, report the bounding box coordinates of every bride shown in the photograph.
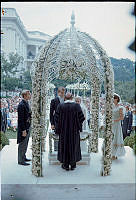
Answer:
[75,96,90,152]
[112,93,126,160]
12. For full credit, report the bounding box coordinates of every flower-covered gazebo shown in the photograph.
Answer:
[30,11,114,177]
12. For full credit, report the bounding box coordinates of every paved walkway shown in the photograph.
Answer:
[1,184,135,200]
[1,136,135,200]
[1,137,135,184]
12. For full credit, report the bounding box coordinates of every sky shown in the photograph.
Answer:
[1,2,135,61]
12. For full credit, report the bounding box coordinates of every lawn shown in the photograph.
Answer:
[5,128,17,139]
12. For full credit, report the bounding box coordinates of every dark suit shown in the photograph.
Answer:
[17,99,31,163]
[50,97,60,126]
[0,108,7,133]
[50,97,60,151]
[122,111,133,140]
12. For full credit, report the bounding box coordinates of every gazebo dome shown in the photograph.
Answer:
[31,12,105,85]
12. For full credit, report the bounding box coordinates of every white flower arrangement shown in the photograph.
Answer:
[31,27,114,177]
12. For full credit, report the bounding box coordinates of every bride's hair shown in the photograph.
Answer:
[114,94,120,103]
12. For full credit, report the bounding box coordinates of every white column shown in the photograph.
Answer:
[22,40,24,57]
[74,89,75,97]
[6,28,10,54]
[19,36,21,55]
[9,28,15,53]
[36,45,38,56]
[24,43,26,60]
[15,32,17,52]
[17,34,19,53]
[13,29,16,52]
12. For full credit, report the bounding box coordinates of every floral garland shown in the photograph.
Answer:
[76,32,101,153]
[31,30,68,176]
[101,53,114,176]
[78,33,114,176]
[87,36,114,176]
[31,41,51,177]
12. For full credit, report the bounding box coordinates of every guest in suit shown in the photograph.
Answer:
[132,104,136,131]
[17,90,32,166]
[0,102,7,133]
[122,104,133,140]
[50,87,65,151]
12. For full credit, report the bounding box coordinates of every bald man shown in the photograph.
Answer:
[55,93,85,171]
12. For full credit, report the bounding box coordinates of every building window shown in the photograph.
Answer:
[27,45,36,59]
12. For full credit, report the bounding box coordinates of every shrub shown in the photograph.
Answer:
[124,134,136,155]
[0,131,9,150]
[133,144,136,155]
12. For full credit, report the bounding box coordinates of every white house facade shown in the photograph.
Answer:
[1,8,52,77]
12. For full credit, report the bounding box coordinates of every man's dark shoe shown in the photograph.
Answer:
[25,158,31,162]
[18,162,30,166]
[61,164,69,171]
[71,164,76,170]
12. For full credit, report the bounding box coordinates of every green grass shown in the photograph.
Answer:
[5,128,17,139]
[0,131,9,150]
[5,127,34,139]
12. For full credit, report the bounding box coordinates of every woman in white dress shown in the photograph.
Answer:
[112,93,126,160]
[75,96,90,152]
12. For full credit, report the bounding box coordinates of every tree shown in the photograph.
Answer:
[22,70,32,91]
[2,77,20,91]
[1,52,24,91]
[1,52,24,78]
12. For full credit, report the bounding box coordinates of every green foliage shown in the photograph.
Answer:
[1,52,24,78]
[2,77,20,91]
[51,78,75,88]
[133,144,136,155]
[1,52,24,91]
[1,51,32,91]
[124,134,136,154]
[114,80,135,104]
[110,57,135,103]
[110,57,135,81]
[22,70,32,91]
[5,128,17,139]
[0,131,9,150]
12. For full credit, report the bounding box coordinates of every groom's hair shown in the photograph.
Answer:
[65,92,73,100]
[21,90,30,98]
[58,87,65,93]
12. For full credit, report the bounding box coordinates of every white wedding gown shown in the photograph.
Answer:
[80,103,90,152]
[112,104,126,157]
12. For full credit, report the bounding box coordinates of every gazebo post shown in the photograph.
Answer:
[100,54,114,176]
[31,41,51,177]
[90,82,100,153]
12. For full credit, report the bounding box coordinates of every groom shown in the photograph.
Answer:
[50,86,65,151]
[55,92,85,170]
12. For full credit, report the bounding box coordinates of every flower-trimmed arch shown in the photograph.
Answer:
[30,14,114,177]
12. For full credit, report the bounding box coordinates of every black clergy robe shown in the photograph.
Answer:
[55,101,85,165]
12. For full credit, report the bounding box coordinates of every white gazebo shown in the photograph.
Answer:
[30,11,114,177]
[66,81,90,97]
